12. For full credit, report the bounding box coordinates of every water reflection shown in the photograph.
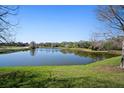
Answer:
[30,48,118,60]
[0,48,120,67]
[39,48,60,53]
[60,49,118,61]
[30,49,36,56]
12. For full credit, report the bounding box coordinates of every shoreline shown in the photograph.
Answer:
[0,47,121,55]
[0,56,122,87]
[0,47,30,54]
[60,47,121,55]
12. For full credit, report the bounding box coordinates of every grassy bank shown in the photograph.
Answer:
[61,47,107,52]
[0,47,30,54]
[0,56,123,88]
[61,47,121,55]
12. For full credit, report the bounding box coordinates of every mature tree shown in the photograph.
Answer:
[0,5,18,43]
[97,5,124,68]
[30,41,36,49]
[90,32,105,50]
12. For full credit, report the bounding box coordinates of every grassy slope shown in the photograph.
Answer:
[61,47,108,53]
[0,56,124,88]
[0,47,29,53]
[61,47,121,55]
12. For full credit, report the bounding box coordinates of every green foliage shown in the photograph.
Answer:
[38,41,92,49]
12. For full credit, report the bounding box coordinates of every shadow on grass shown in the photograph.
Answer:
[0,71,124,88]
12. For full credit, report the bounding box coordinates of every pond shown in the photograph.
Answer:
[0,48,118,67]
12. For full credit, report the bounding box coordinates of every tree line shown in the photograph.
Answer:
[0,36,123,51]
[32,36,124,50]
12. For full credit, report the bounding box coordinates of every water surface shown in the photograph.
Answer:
[0,48,117,67]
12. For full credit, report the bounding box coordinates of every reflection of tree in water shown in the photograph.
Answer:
[44,48,60,53]
[30,49,36,56]
[51,48,60,53]
[60,49,118,61]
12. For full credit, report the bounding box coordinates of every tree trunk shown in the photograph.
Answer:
[120,40,124,68]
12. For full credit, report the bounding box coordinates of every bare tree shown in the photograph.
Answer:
[90,32,107,50]
[97,6,124,31]
[0,5,18,43]
[90,32,98,50]
[97,5,124,68]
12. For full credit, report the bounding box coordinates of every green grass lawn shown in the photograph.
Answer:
[0,47,29,53]
[0,56,123,88]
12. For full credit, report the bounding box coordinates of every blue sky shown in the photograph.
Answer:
[15,5,100,43]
